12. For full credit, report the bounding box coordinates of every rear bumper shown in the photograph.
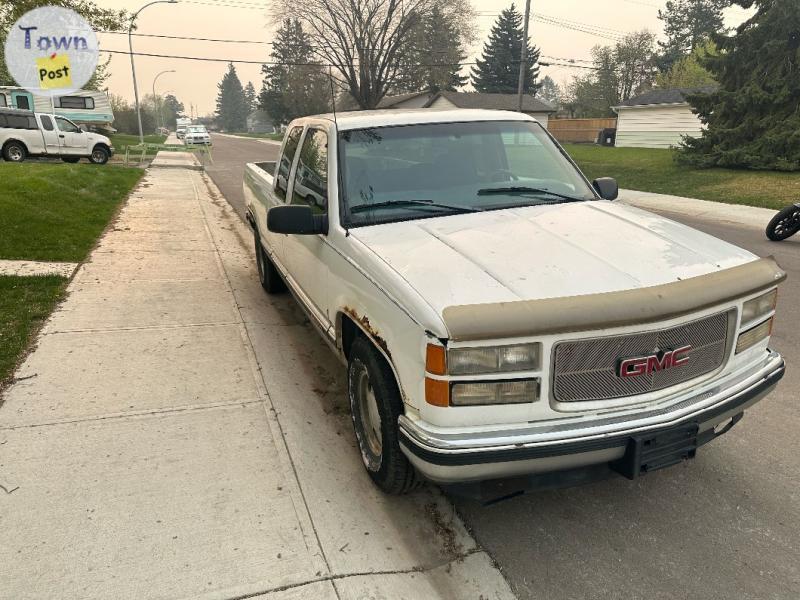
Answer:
[399,351,785,483]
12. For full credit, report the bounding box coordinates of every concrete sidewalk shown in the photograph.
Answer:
[0,160,513,599]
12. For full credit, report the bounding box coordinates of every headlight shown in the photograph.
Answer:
[448,343,541,375]
[741,289,777,325]
[451,379,538,406]
[736,318,773,354]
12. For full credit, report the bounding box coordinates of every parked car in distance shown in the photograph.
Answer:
[0,108,113,164]
[244,109,786,497]
[176,117,192,140]
[184,124,211,146]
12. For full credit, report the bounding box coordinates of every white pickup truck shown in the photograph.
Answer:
[243,109,786,496]
[0,108,113,164]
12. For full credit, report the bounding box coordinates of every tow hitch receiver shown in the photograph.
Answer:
[612,422,700,480]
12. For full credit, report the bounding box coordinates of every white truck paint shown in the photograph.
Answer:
[243,109,786,494]
[0,108,113,163]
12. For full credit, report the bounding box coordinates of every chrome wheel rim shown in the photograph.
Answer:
[92,150,105,162]
[354,363,382,459]
[774,211,800,237]
[8,146,22,161]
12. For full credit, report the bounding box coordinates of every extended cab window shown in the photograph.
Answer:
[339,120,595,227]
[40,115,54,131]
[292,128,328,213]
[55,117,81,133]
[276,126,303,201]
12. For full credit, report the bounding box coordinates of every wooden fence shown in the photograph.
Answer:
[547,118,617,144]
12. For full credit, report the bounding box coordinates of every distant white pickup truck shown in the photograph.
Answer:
[0,108,113,164]
[244,109,786,496]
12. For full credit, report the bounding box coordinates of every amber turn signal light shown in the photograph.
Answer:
[425,377,449,407]
[425,344,447,375]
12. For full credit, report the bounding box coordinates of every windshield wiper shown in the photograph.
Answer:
[477,186,585,203]
[349,199,481,214]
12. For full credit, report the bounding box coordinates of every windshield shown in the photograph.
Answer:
[338,120,595,227]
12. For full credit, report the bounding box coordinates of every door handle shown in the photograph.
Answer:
[58,134,65,138]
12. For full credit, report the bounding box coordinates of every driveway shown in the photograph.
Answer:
[209,136,800,599]
[205,133,280,220]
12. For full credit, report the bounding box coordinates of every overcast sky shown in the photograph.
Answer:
[98,0,752,116]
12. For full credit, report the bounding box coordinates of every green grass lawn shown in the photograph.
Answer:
[0,162,143,262]
[110,133,168,158]
[0,275,67,387]
[564,144,800,210]
[227,132,283,141]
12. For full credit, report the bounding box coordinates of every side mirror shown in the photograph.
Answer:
[267,205,328,235]
[592,177,618,201]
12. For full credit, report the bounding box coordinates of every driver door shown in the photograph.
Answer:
[54,116,85,154]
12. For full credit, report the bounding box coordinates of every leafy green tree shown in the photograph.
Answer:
[657,0,728,72]
[0,0,128,87]
[537,76,561,107]
[655,40,717,88]
[679,0,800,170]
[215,63,249,132]
[259,19,330,125]
[471,4,540,94]
[395,5,470,94]
[161,94,185,129]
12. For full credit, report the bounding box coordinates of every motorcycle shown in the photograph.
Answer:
[766,203,800,241]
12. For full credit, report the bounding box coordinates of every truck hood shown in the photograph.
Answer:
[349,200,757,318]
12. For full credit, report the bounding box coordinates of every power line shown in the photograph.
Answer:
[101,30,271,44]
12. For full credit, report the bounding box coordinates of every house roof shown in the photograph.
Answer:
[376,91,432,108]
[617,86,717,108]
[424,91,556,113]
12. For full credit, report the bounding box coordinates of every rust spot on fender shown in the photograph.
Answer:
[343,307,392,360]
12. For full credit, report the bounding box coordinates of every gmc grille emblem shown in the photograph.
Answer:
[617,345,692,378]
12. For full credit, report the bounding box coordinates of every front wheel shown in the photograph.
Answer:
[348,336,422,495]
[89,146,109,165]
[766,205,800,241]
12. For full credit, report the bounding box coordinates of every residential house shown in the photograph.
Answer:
[423,92,556,127]
[613,87,715,149]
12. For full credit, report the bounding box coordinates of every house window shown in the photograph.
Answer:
[54,96,95,109]
[15,96,30,110]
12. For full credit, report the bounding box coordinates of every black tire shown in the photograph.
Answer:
[89,146,109,165]
[766,205,800,241]
[348,336,422,495]
[254,230,286,294]
[3,141,26,162]
[61,156,80,163]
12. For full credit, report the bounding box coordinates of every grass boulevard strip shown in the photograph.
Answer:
[566,144,800,211]
[0,162,143,389]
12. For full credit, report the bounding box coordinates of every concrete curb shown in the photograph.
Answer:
[619,188,777,231]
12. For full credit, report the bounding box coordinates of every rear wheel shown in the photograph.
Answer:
[766,205,800,241]
[61,156,80,163]
[89,146,109,165]
[3,141,26,162]
[254,230,286,294]
[348,336,422,495]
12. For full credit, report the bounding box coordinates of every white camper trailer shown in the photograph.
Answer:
[0,87,115,133]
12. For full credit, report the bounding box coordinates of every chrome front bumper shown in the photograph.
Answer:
[399,351,785,483]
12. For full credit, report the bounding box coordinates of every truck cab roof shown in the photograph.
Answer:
[294,108,539,131]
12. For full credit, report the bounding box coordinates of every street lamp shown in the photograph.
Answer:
[129,0,178,143]
[152,69,176,132]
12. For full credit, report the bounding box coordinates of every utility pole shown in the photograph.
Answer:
[517,0,532,112]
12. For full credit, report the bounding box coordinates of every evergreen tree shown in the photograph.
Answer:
[471,4,540,95]
[395,6,468,94]
[215,63,249,132]
[657,0,728,72]
[259,19,330,125]
[243,82,257,113]
[679,0,800,170]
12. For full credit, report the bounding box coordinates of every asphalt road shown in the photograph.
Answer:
[204,133,280,220]
[209,134,800,600]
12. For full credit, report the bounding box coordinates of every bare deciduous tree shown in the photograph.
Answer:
[271,0,474,109]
